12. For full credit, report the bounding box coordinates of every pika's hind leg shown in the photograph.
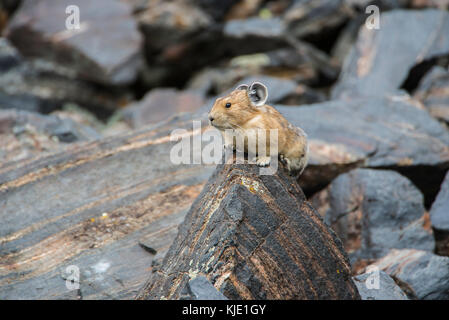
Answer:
[283,156,308,176]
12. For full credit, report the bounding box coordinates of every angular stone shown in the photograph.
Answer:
[332,9,449,99]
[5,0,143,85]
[276,95,449,202]
[0,109,100,164]
[0,111,215,299]
[372,249,449,300]
[137,155,360,300]
[121,88,206,128]
[414,65,449,123]
[0,38,128,114]
[323,168,434,270]
[430,170,449,256]
[353,270,409,300]
[183,276,228,300]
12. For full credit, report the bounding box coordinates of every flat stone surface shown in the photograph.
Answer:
[5,0,143,85]
[353,270,409,300]
[372,249,449,300]
[332,9,449,99]
[276,95,449,199]
[0,112,214,299]
[324,168,434,270]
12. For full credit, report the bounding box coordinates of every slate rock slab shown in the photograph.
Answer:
[121,88,206,129]
[137,155,360,300]
[324,168,434,270]
[5,0,143,85]
[332,9,449,99]
[414,65,449,123]
[371,249,449,299]
[0,112,215,299]
[353,270,409,300]
[276,95,449,202]
[430,170,449,256]
[0,37,127,113]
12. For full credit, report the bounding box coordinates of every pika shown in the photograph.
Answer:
[208,81,309,176]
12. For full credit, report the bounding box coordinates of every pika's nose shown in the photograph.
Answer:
[208,115,214,122]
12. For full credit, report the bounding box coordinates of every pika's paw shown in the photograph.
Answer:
[254,156,271,167]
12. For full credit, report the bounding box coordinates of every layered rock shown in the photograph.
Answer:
[370,249,449,300]
[332,9,449,99]
[137,155,360,300]
[5,0,143,86]
[322,168,434,271]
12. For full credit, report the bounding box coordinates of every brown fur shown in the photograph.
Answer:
[209,87,308,175]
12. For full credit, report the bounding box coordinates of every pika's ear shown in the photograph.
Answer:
[236,84,249,91]
[248,82,268,107]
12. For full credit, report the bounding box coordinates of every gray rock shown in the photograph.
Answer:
[0,108,101,163]
[431,170,449,232]
[332,9,449,99]
[0,38,127,113]
[414,65,449,123]
[121,88,206,128]
[276,95,449,201]
[5,0,143,86]
[222,17,288,55]
[324,168,435,269]
[372,249,449,299]
[224,17,285,39]
[430,170,449,256]
[353,270,408,300]
[185,276,228,300]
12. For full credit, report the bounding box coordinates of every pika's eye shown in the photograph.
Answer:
[225,103,231,108]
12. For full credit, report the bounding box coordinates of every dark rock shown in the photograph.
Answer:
[323,168,434,271]
[414,66,449,123]
[5,0,143,86]
[183,276,228,300]
[284,0,353,38]
[0,38,127,114]
[121,88,206,128]
[138,1,211,55]
[353,270,409,300]
[137,155,360,300]
[332,9,449,99]
[0,111,215,299]
[222,17,288,55]
[371,249,449,299]
[430,170,449,256]
[193,0,239,21]
[276,95,449,202]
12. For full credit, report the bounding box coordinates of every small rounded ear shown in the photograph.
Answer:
[248,82,268,107]
[236,84,249,91]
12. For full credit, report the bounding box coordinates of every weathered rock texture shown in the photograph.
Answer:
[430,170,449,256]
[0,108,100,164]
[0,112,214,299]
[332,9,449,99]
[353,270,409,300]
[137,156,361,300]
[371,249,449,300]
[414,65,449,124]
[323,168,434,271]
[5,0,143,85]
[277,95,449,203]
